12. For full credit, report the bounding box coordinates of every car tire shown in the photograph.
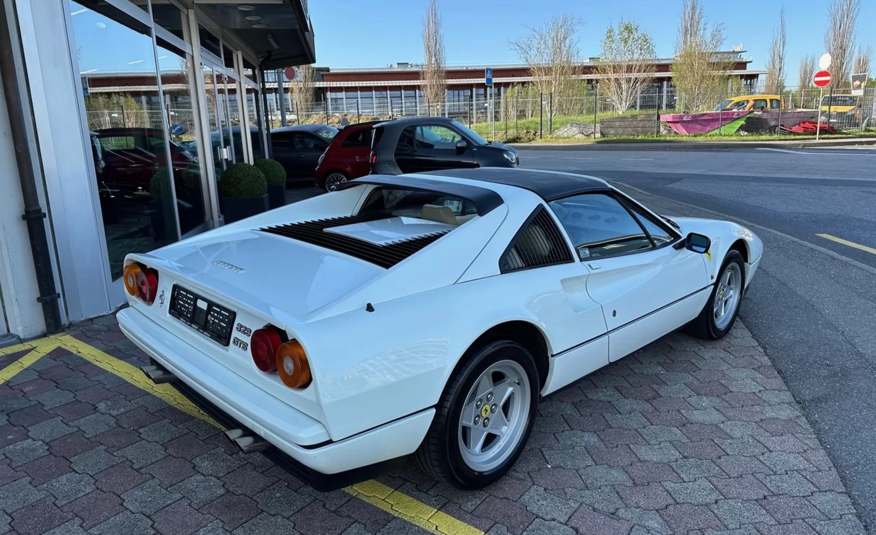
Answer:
[688,250,745,340]
[324,171,348,192]
[414,340,539,489]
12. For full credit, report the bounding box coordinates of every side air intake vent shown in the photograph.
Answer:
[259,215,450,269]
[500,207,574,273]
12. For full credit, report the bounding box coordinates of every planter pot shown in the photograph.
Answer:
[221,194,269,224]
[267,184,286,209]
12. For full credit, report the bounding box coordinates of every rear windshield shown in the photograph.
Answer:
[314,126,338,140]
[341,127,373,147]
[359,187,477,225]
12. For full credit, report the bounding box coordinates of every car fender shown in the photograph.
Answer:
[672,217,762,282]
[289,266,601,441]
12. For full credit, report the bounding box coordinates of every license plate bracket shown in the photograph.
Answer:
[169,285,236,346]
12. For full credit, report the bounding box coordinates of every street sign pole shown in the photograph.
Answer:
[816,87,824,141]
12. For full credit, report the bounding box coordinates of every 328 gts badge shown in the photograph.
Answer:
[232,337,248,351]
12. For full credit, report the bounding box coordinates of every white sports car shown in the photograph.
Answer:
[117,168,762,490]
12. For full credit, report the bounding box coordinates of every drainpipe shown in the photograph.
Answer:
[0,0,62,333]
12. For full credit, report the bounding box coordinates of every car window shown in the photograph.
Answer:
[291,133,325,150]
[396,126,416,153]
[714,99,733,111]
[100,135,136,150]
[728,100,748,111]
[451,120,488,145]
[621,200,676,246]
[360,188,477,219]
[314,126,338,140]
[550,194,653,260]
[342,128,372,147]
[753,99,767,110]
[416,126,462,149]
[769,99,781,109]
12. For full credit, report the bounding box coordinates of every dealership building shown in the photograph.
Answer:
[0,0,312,343]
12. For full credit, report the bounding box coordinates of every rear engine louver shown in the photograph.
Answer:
[259,215,450,269]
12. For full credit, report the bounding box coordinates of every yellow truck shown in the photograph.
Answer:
[714,95,786,112]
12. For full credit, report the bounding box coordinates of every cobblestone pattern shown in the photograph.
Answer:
[0,315,865,535]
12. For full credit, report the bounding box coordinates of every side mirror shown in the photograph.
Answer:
[676,232,711,254]
[455,139,468,152]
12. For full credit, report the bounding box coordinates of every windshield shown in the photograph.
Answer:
[824,96,858,107]
[451,120,488,146]
[714,100,733,111]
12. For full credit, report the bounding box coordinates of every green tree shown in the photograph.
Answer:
[596,20,656,114]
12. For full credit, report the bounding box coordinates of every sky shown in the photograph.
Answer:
[309,0,876,82]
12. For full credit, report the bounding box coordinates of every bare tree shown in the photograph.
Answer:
[671,0,735,112]
[798,54,816,89]
[510,15,580,115]
[422,0,446,114]
[765,7,786,94]
[596,20,656,114]
[854,45,871,75]
[289,64,315,118]
[824,0,860,85]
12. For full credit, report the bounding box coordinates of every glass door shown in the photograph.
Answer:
[202,63,233,181]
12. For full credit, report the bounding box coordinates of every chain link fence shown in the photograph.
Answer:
[262,85,875,140]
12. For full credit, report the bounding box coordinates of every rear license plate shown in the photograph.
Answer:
[169,285,236,346]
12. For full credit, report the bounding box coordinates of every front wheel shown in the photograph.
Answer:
[415,341,539,489]
[688,250,745,340]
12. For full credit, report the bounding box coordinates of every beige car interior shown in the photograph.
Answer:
[422,204,476,226]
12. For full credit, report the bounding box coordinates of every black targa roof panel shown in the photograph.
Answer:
[339,174,504,216]
[420,168,612,202]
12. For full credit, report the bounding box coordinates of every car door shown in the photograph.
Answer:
[299,133,329,176]
[270,131,296,177]
[341,127,372,178]
[549,193,709,362]
[412,124,475,171]
[393,125,420,174]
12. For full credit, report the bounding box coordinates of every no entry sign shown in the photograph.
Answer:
[813,70,831,87]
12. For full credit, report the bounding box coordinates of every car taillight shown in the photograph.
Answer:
[370,152,377,165]
[276,340,312,389]
[250,327,282,372]
[123,264,142,296]
[123,262,159,305]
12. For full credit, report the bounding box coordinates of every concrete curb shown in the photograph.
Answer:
[509,138,876,151]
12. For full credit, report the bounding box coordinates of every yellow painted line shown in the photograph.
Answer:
[349,480,484,535]
[0,333,484,535]
[817,233,876,255]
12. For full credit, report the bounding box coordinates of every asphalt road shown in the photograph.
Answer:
[520,146,876,532]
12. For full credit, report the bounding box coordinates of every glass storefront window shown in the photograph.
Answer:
[157,41,207,235]
[246,87,264,160]
[71,0,178,280]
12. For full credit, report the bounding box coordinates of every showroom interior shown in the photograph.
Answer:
[0,0,313,343]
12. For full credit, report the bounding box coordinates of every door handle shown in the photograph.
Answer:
[587,263,601,270]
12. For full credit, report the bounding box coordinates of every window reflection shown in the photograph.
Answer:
[72,0,178,280]
[157,42,207,235]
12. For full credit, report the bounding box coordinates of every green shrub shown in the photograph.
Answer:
[150,168,172,200]
[254,159,287,187]
[182,164,202,191]
[219,162,267,198]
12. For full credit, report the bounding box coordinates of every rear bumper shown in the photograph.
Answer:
[117,308,434,487]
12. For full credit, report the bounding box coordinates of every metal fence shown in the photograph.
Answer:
[264,85,876,140]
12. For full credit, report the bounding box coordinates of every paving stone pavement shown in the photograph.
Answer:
[0,313,866,535]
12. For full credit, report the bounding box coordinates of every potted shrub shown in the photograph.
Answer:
[219,162,268,224]
[254,158,287,209]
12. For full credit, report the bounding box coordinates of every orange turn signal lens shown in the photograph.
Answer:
[275,340,311,389]
[123,264,142,296]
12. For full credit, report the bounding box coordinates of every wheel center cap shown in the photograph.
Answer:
[481,404,491,418]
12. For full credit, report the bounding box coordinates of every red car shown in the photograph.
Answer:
[315,121,380,192]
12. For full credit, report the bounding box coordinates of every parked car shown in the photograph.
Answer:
[714,94,785,112]
[314,121,381,191]
[118,168,761,491]
[270,124,338,181]
[370,117,519,176]
[819,95,864,128]
[92,127,196,202]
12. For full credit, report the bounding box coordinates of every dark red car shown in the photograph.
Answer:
[314,121,380,191]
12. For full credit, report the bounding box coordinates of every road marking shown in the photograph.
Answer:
[816,234,876,255]
[756,148,805,154]
[0,334,483,535]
